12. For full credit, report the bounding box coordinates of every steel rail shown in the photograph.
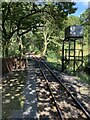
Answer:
[34,57,63,120]
[39,59,90,119]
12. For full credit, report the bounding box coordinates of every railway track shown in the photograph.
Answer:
[33,56,90,119]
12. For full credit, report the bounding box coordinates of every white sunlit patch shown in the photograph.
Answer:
[10,83,13,86]
[29,90,35,95]
[5,93,10,97]
[0,84,2,90]
[23,106,32,116]
[11,96,14,99]
[15,93,20,96]
[5,99,10,103]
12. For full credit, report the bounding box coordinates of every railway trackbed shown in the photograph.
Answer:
[32,56,90,119]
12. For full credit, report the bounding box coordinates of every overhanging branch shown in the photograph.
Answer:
[18,10,50,27]
[19,24,44,36]
[19,27,32,36]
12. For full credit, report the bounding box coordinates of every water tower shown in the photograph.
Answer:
[62,25,84,73]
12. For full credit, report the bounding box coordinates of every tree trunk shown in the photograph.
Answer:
[42,32,48,56]
[2,39,10,58]
[43,42,48,56]
[2,44,5,58]
[5,47,8,57]
[5,42,9,57]
[88,26,90,66]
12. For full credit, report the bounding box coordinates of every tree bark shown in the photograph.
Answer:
[43,42,48,56]
[42,32,48,56]
[88,26,90,66]
[5,45,9,57]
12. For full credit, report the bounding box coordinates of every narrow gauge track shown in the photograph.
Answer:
[34,57,63,120]
[33,56,90,119]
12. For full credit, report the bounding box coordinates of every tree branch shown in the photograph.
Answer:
[18,10,50,27]
[8,28,18,40]
[2,3,12,39]
[19,27,32,36]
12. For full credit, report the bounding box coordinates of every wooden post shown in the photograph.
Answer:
[82,38,83,66]
[62,40,64,71]
[69,39,71,61]
[73,40,76,73]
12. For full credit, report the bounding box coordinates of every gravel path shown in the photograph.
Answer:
[0,83,2,120]
[3,59,38,119]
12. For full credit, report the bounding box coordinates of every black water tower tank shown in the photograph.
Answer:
[65,25,83,39]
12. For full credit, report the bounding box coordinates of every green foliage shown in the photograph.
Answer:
[66,15,81,26]
[2,2,77,57]
[2,2,90,84]
[80,8,90,69]
[47,50,57,60]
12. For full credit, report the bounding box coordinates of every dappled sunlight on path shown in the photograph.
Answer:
[0,80,2,120]
[2,58,90,119]
[56,72,90,113]
[2,59,38,119]
[22,60,38,118]
[2,70,27,118]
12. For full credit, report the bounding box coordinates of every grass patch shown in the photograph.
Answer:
[75,71,90,85]
[47,56,90,85]
[47,56,62,70]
